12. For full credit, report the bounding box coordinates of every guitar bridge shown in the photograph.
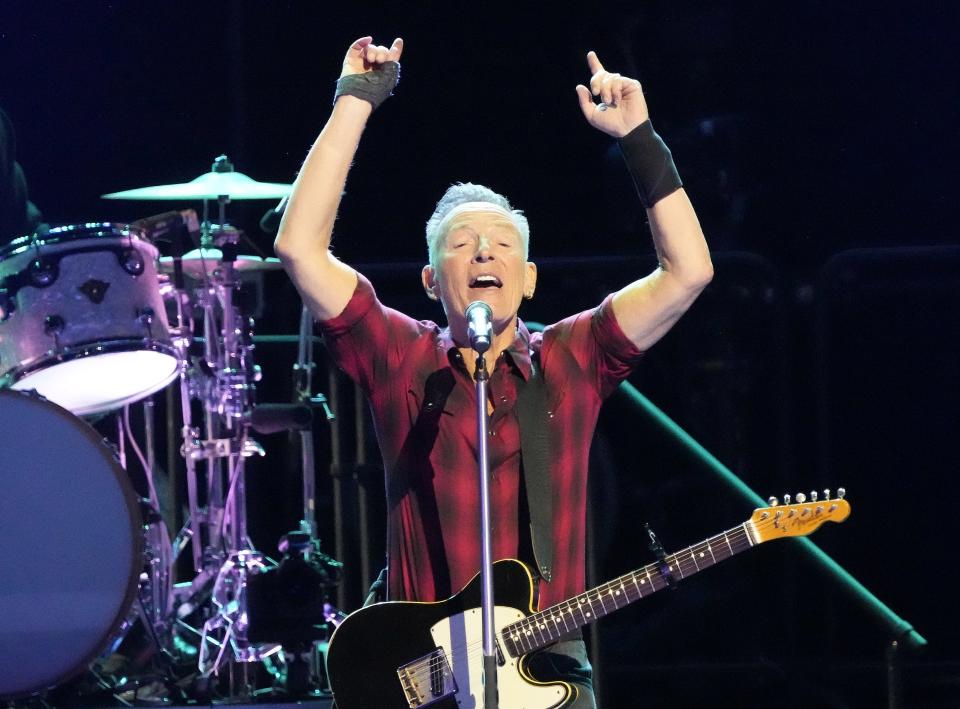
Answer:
[397,647,457,707]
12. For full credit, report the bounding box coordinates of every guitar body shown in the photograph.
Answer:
[327,559,574,709]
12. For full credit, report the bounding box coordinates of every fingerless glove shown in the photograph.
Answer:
[333,62,401,111]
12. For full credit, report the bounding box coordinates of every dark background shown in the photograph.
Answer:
[2,2,958,707]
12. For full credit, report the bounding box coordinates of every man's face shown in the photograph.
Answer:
[422,205,536,334]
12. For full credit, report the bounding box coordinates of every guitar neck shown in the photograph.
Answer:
[501,522,755,656]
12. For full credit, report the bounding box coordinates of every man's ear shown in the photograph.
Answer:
[421,264,439,301]
[523,261,538,299]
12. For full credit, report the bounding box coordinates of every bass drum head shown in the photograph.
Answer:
[0,390,142,698]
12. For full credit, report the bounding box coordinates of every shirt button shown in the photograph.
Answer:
[547,410,554,418]
[500,396,508,403]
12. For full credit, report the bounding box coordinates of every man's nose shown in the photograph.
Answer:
[473,236,494,261]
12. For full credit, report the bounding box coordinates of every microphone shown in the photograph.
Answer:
[259,195,289,234]
[465,301,493,354]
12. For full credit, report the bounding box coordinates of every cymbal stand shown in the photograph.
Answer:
[184,213,278,694]
[292,304,339,692]
[294,304,334,541]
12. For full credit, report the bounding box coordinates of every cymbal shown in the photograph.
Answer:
[159,248,283,278]
[102,171,293,201]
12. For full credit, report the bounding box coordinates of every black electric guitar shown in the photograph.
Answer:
[327,493,850,708]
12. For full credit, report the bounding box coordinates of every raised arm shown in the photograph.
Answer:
[576,51,713,351]
[274,36,403,321]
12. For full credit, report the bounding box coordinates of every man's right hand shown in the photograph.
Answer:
[341,36,404,78]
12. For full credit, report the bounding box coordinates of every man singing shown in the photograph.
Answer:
[276,35,712,707]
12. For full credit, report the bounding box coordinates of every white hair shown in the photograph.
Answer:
[424,183,530,268]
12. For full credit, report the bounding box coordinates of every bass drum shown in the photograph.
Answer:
[0,389,142,698]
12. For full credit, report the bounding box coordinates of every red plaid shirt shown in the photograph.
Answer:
[320,274,643,609]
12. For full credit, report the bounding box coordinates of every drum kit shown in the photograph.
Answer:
[0,157,342,703]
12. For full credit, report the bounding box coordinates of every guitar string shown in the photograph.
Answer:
[400,512,815,686]
[398,510,835,688]
[400,523,757,686]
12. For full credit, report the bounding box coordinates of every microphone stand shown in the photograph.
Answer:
[472,347,498,709]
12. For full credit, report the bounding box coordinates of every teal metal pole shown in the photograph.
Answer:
[612,380,927,651]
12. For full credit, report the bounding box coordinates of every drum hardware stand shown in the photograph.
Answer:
[165,196,285,696]
[294,304,335,541]
[93,400,180,681]
[283,304,341,694]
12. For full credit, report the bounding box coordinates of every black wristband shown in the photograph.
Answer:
[333,62,401,111]
[618,120,682,209]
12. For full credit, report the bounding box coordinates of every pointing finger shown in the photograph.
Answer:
[389,37,404,61]
[586,50,604,75]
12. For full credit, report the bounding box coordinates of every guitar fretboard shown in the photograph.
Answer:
[500,523,755,657]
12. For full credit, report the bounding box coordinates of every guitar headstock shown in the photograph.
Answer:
[750,488,851,543]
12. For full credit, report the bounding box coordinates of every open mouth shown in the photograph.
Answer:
[469,275,502,289]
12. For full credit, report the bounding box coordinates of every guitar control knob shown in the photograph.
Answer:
[810,490,818,502]
[768,496,779,507]
[837,487,846,499]
[795,492,807,503]
[783,493,792,505]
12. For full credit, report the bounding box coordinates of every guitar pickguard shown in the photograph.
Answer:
[417,606,566,709]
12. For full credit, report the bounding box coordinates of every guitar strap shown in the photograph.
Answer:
[515,348,554,583]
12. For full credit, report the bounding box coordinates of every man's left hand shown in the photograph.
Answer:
[575,51,649,138]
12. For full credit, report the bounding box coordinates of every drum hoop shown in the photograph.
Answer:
[0,339,180,389]
[0,223,149,262]
[0,389,144,699]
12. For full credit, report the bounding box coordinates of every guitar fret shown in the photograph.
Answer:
[606,583,621,610]
[668,555,684,580]
[597,588,610,615]
[532,616,548,645]
[644,566,657,592]
[577,596,591,624]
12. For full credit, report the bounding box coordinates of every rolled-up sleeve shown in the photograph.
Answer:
[591,294,645,399]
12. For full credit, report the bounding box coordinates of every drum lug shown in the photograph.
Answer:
[137,306,156,338]
[0,288,14,321]
[44,314,65,353]
[119,247,146,276]
[29,257,59,288]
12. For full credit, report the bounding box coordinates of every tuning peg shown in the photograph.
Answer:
[783,493,792,505]
[824,488,831,500]
[810,490,818,502]
[768,496,779,506]
[837,487,846,500]
[795,492,807,503]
